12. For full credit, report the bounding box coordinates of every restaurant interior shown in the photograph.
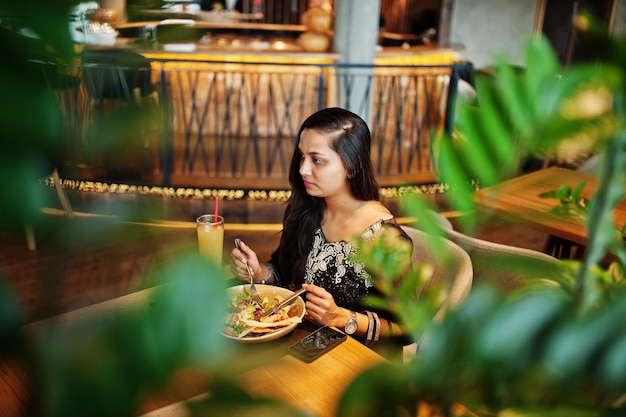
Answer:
[1,0,626,416]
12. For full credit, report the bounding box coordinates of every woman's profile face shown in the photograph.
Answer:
[298,128,350,198]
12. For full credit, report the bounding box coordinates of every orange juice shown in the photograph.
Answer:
[196,214,224,265]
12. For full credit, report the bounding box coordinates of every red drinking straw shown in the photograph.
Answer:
[214,196,219,218]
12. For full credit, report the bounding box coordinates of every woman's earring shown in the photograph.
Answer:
[347,173,352,179]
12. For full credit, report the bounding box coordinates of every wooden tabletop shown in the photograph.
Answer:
[139,324,481,417]
[138,321,386,417]
[1,287,385,417]
[474,166,626,246]
[239,327,384,417]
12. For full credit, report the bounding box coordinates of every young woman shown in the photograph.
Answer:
[230,107,412,352]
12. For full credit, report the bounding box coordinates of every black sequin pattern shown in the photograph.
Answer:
[303,219,389,310]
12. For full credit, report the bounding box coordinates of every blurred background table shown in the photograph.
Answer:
[474,166,626,257]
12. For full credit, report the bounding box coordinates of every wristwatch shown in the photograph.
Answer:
[344,311,358,335]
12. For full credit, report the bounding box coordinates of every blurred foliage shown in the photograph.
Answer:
[355,226,449,339]
[434,19,623,233]
[3,2,626,417]
[0,0,80,234]
[339,11,626,417]
[39,253,230,417]
[339,285,626,417]
[0,1,301,416]
[539,181,589,221]
[435,11,626,302]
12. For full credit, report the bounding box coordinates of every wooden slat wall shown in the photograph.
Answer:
[380,0,415,34]
[241,0,309,24]
[242,0,419,30]
[381,0,443,36]
[241,0,437,35]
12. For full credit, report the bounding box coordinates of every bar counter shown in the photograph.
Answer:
[105,37,459,65]
[114,18,306,33]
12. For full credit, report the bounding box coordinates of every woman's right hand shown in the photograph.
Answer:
[230,240,262,281]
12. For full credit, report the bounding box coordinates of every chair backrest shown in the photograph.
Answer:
[447,229,560,291]
[577,152,626,177]
[400,226,473,316]
[425,209,561,291]
[400,225,473,363]
[81,49,152,100]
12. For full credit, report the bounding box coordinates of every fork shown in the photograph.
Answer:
[234,238,263,304]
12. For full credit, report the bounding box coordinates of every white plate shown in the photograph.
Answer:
[224,284,306,343]
[160,19,196,26]
[84,31,118,46]
[162,43,196,52]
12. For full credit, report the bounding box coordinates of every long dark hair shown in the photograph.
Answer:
[276,107,380,287]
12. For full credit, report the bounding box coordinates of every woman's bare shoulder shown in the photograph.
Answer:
[325,201,394,242]
[354,201,394,231]
[362,201,393,221]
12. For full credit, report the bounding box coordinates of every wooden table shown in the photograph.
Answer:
[474,166,626,248]
[1,287,385,417]
[137,321,385,417]
[239,327,384,417]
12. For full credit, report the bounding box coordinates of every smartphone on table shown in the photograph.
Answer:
[287,326,347,363]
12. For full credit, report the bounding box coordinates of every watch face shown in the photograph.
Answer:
[345,321,357,335]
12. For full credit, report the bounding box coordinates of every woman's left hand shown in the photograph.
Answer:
[301,283,346,328]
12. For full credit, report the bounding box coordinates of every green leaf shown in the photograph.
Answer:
[571,181,587,203]
[599,331,626,388]
[543,298,626,380]
[472,293,568,372]
[492,57,535,141]
[525,36,561,96]
[553,185,573,201]
[549,203,587,223]
[435,133,479,215]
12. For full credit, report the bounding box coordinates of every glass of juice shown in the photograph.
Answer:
[196,214,224,265]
